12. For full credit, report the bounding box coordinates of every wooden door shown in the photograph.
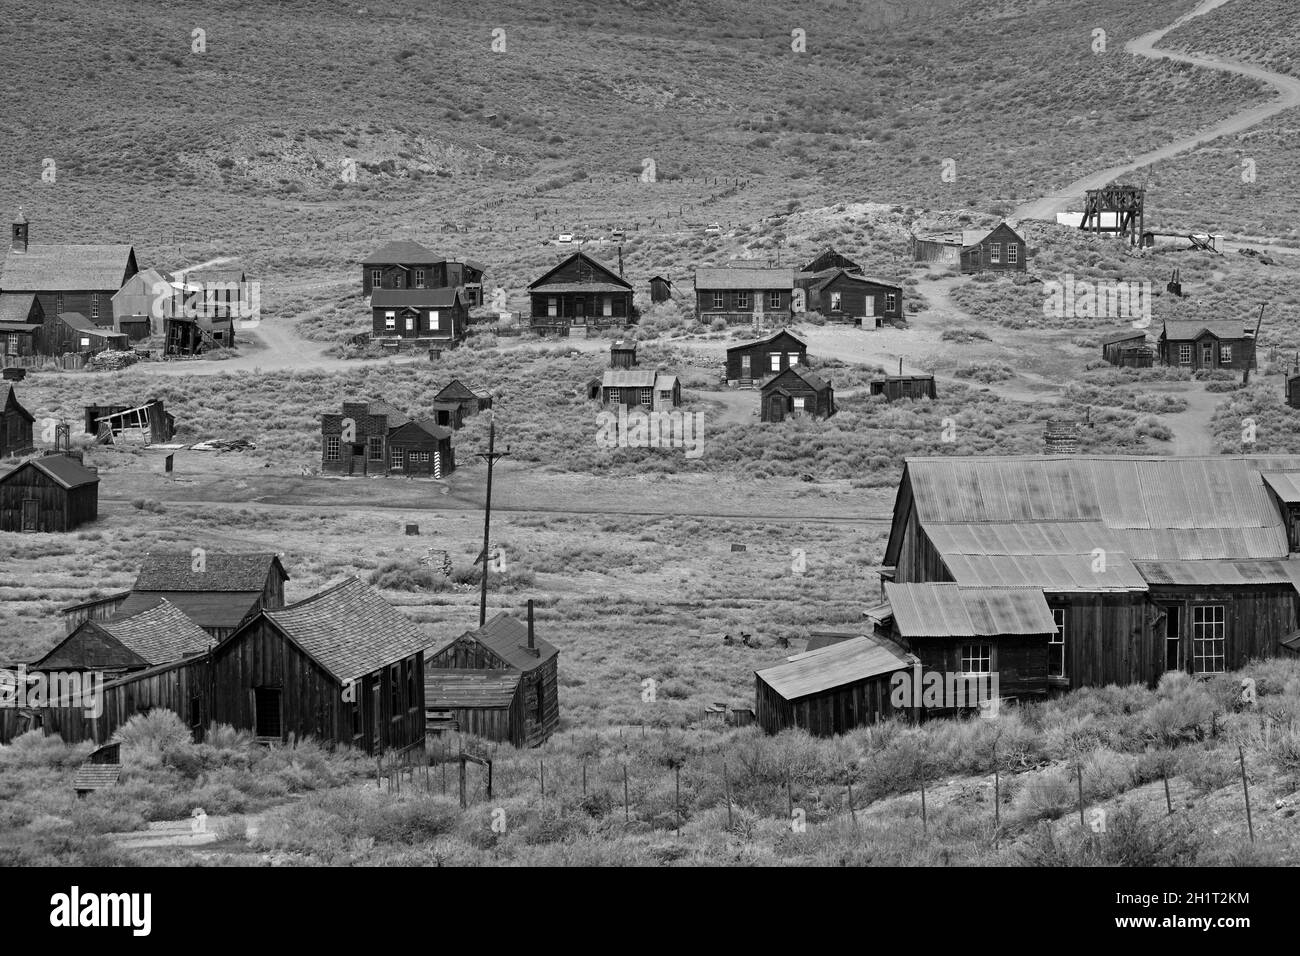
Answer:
[21,498,38,532]
[767,397,785,422]
[573,298,586,325]
[740,355,751,376]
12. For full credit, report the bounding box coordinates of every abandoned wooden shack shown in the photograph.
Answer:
[959,222,1027,273]
[869,374,937,401]
[211,576,427,754]
[1,383,34,458]
[1100,329,1152,367]
[431,379,489,430]
[528,252,633,329]
[724,330,807,386]
[754,636,911,736]
[321,400,455,478]
[0,292,45,363]
[51,312,128,357]
[371,287,468,346]
[649,275,673,303]
[0,454,98,532]
[760,366,835,421]
[693,266,794,325]
[1157,319,1256,371]
[85,399,175,445]
[32,598,212,676]
[424,603,559,748]
[610,338,637,368]
[799,270,903,327]
[593,369,681,410]
[881,455,1300,692]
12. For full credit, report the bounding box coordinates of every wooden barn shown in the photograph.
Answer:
[321,400,455,478]
[755,636,911,736]
[85,399,175,445]
[760,366,835,421]
[693,266,794,325]
[0,210,139,326]
[0,292,45,362]
[1,384,34,458]
[881,455,1300,691]
[959,222,1027,273]
[725,330,807,386]
[593,369,681,410]
[371,287,468,345]
[32,598,212,676]
[528,252,633,328]
[0,454,98,532]
[424,603,559,748]
[1158,319,1256,371]
[649,275,673,303]
[610,338,637,368]
[1100,329,1152,367]
[869,374,936,401]
[798,270,902,327]
[210,577,428,754]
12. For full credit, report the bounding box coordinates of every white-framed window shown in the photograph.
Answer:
[390,447,406,469]
[371,269,382,288]
[1191,605,1225,674]
[325,437,340,461]
[55,293,64,314]
[1049,608,1066,679]
[787,352,799,367]
[769,352,781,372]
[409,450,429,463]
[384,311,396,331]
[368,436,384,461]
[736,291,750,310]
[90,293,99,320]
[429,310,440,331]
[607,388,621,405]
[547,297,558,318]
[960,643,992,674]
[712,291,724,310]
[1163,604,1181,671]
[792,396,806,413]
[990,242,1002,264]
[1178,343,1192,365]
[1220,344,1232,363]
[639,387,652,406]
[414,269,425,288]
[1007,244,1019,264]
[394,274,404,289]
[658,389,671,402]
[829,292,842,312]
[885,293,897,312]
[768,290,781,309]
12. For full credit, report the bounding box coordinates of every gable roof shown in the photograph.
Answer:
[884,583,1058,638]
[361,240,440,265]
[1161,319,1249,341]
[0,292,39,323]
[762,365,830,394]
[371,288,463,308]
[134,551,287,592]
[59,312,126,338]
[694,267,793,291]
[3,455,99,490]
[1,244,137,292]
[97,598,212,665]
[961,222,1024,250]
[602,369,659,388]
[809,269,901,294]
[528,252,630,291]
[1099,328,1147,345]
[258,577,429,683]
[1,385,34,423]
[755,636,911,701]
[433,379,481,402]
[406,418,454,441]
[460,612,558,671]
[725,330,806,355]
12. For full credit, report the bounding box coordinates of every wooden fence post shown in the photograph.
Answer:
[919,762,928,835]
[1238,745,1254,843]
[1076,762,1085,827]
[623,765,630,823]
[675,765,682,837]
[1163,770,1173,815]
[847,779,858,831]
[723,761,733,830]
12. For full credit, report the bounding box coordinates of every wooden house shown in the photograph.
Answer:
[528,252,633,328]
[361,241,486,305]
[431,380,490,430]
[610,338,637,369]
[111,267,175,341]
[798,248,862,276]
[755,636,910,736]
[85,399,175,445]
[211,577,428,754]
[760,367,835,421]
[649,275,673,303]
[1100,329,1152,367]
[693,266,794,325]
[0,210,139,326]
[1158,319,1255,371]
[48,313,128,358]
[870,374,936,401]
[799,270,902,327]
[593,369,681,410]
[424,603,559,748]
[32,598,211,676]
[881,455,1300,692]
[0,292,45,362]
[959,222,1027,273]
[725,330,807,386]
[0,384,34,458]
[371,288,468,344]
[321,400,455,478]
[0,454,98,532]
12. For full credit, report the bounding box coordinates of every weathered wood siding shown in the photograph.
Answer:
[755,672,897,736]
[0,463,98,532]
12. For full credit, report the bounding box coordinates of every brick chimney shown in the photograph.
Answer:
[11,207,28,254]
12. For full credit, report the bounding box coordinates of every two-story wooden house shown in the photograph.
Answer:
[361,241,486,305]
[694,266,794,325]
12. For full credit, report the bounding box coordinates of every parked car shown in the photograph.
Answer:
[704,223,722,235]
[557,234,573,244]
[612,229,626,241]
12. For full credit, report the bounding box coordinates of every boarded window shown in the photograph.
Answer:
[79,337,91,348]
[1191,605,1225,674]
[254,687,281,738]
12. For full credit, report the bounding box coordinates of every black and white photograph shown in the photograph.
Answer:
[0,0,1295,922]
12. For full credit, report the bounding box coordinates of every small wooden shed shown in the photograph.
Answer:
[0,454,98,532]
[1099,329,1148,366]
[0,384,35,458]
[610,338,637,368]
[869,374,937,401]
[649,276,673,303]
[760,366,835,421]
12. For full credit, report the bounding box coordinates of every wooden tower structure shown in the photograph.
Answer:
[1080,185,1145,245]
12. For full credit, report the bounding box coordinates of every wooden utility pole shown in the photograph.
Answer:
[476,416,510,626]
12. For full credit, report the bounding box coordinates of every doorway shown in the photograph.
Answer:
[21,498,38,532]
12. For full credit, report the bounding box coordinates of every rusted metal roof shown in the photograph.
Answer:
[885,583,1058,637]
[755,636,912,701]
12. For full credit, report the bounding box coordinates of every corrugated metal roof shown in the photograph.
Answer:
[1262,472,1300,504]
[1133,559,1300,587]
[885,583,1058,637]
[943,553,1147,592]
[756,636,911,701]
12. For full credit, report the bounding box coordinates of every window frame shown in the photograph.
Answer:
[1178,343,1192,365]
[885,292,897,313]
[769,352,781,373]
[1007,244,1018,264]
[989,242,1002,264]
[1220,344,1232,364]
[390,447,406,469]
[959,642,992,674]
[1049,607,1066,679]
[325,436,340,461]
[768,290,782,310]
[1191,604,1226,675]
[371,269,382,288]
[712,291,725,310]
[367,436,384,461]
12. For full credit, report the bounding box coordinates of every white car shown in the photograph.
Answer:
[704,223,722,235]
[557,234,573,244]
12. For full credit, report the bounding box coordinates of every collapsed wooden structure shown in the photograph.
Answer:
[85,399,175,445]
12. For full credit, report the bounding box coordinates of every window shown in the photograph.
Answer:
[885,293,897,313]
[960,643,992,673]
[602,296,612,317]
[368,436,384,461]
[990,242,1002,264]
[1007,244,1019,264]
[787,352,799,367]
[712,291,724,310]
[1178,344,1192,365]
[429,309,440,331]
[394,274,404,289]
[90,293,99,320]
[325,437,340,461]
[384,311,396,331]
[389,668,401,719]
[1220,344,1232,363]
[547,297,558,318]
[736,291,749,310]
[406,658,417,713]
[1049,608,1066,679]
[768,291,781,309]
[1201,343,1213,366]
[55,293,63,315]
[79,336,90,348]
[390,447,406,469]
[792,396,806,413]
[1191,605,1225,674]
[253,687,282,738]
[1164,605,1181,671]
[409,450,429,463]
[371,269,382,288]
[639,387,652,406]
[607,388,621,405]
[769,352,781,372]
[405,315,414,332]
[414,269,425,288]
[829,292,842,312]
